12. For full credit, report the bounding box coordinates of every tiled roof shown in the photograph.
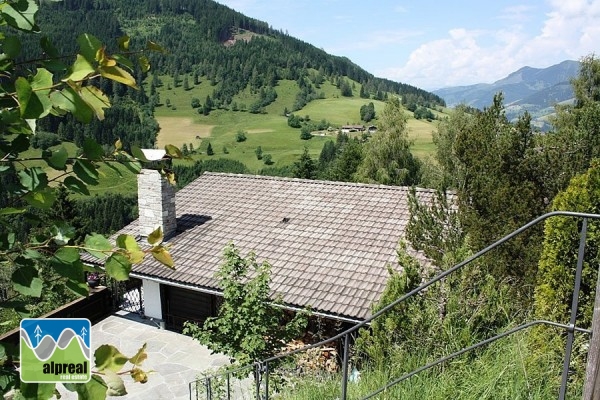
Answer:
[111,173,441,321]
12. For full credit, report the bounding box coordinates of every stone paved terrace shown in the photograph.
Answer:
[56,312,230,399]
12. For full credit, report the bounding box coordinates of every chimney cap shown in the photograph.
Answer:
[141,149,167,161]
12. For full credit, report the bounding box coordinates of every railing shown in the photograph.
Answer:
[190,211,600,400]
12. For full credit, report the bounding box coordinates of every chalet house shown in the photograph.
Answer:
[340,125,365,133]
[92,170,438,331]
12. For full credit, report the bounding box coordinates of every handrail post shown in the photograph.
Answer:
[583,264,600,399]
[559,217,588,400]
[264,361,270,400]
[226,372,231,400]
[341,332,350,400]
[255,363,262,400]
[205,377,212,400]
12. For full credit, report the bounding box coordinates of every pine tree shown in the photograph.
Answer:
[206,142,214,156]
[293,148,317,179]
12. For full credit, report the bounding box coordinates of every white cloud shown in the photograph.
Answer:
[383,0,600,89]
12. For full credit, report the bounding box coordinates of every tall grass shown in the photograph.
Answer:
[280,332,576,400]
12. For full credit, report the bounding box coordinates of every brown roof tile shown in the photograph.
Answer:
[108,173,447,321]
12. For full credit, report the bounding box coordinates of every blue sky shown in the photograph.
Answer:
[216,0,600,90]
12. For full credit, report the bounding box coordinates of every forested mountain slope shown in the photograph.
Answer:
[32,0,444,114]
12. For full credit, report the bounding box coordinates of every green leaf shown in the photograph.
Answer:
[10,133,30,153]
[99,65,138,89]
[73,374,108,400]
[17,382,56,400]
[116,234,144,263]
[1,0,39,32]
[137,54,150,73]
[1,300,30,316]
[146,40,166,53]
[76,33,102,64]
[62,54,95,82]
[130,145,149,162]
[116,36,130,52]
[103,370,127,396]
[128,343,148,366]
[51,222,76,245]
[50,248,83,282]
[15,76,32,117]
[12,264,42,297]
[151,246,174,268]
[39,36,65,73]
[165,144,183,159]
[0,232,15,250]
[112,54,133,71]
[40,36,59,58]
[84,233,112,260]
[65,279,89,297]
[82,137,104,161]
[102,160,123,178]
[147,227,163,245]
[63,176,90,195]
[0,207,26,215]
[23,188,55,209]
[104,253,131,281]
[79,85,110,120]
[73,159,99,185]
[3,36,21,58]
[42,146,68,170]
[121,158,141,174]
[18,167,47,191]
[24,67,53,118]
[50,86,93,123]
[94,345,129,373]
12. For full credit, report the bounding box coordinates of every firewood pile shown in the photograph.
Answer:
[283,339,339,374]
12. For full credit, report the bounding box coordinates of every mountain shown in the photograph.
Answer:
[32,0,444,110]
[434,60,580,130]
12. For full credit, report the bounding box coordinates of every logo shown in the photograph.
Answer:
[20,318,91,383]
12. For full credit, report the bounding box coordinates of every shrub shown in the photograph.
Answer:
[236,130,247,142]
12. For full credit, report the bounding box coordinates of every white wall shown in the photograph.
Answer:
[143,279,162,320]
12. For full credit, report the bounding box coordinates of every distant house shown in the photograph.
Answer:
[340,125,365,133]
[367,125,377,133]
[90,171,444,331]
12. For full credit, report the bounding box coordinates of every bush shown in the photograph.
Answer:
[263,154,273,165]
[236,130,247,142]
[31,131,61,150]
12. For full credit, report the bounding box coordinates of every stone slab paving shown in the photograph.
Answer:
[56,312,230,400]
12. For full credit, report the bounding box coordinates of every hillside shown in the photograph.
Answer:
[434,60,580,130]
[28,0,445,172]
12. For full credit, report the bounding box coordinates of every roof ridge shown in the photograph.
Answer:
[200,171,446,193]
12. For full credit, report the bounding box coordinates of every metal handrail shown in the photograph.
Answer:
[190,211,600,399]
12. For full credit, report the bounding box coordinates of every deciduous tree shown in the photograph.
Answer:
[183,244,308,367]
[355,97,421,186]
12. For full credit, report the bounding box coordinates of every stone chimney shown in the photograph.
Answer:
[137,169,176,238]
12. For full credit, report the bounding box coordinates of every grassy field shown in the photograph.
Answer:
[152,75,445,172]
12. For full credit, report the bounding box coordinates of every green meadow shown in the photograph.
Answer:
[152,74,445,171]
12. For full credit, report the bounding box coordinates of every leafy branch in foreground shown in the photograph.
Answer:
[0,0,175,398]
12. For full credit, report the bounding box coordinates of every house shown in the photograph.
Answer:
[340,125,365,133]
[92,170,440,331]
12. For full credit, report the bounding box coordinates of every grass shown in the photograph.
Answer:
[278,333,572,400]
[153,75,447,173]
